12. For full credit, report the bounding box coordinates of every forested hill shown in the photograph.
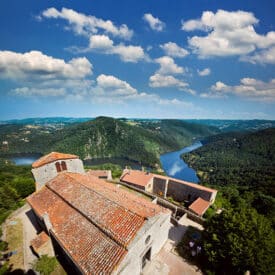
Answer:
[0,117,219,166]
[182,128,275,196]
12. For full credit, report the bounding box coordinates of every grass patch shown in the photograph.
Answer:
[5,218,24,271]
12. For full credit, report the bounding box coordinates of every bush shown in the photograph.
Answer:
[33,255,58,275]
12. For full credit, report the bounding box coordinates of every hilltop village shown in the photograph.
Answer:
[14,152,217,274]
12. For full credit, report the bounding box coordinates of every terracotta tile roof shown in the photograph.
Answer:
[27,172,168,274]
[120,170,153,187]
[31,231,50,252]
[86,170,110,178]
[188,197,211,216]
[32,152,78,168]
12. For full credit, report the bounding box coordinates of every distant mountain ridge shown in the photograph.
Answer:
[0,117,219,166]
[1,117,274,132]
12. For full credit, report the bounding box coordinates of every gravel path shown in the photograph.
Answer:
[4,204,39,271]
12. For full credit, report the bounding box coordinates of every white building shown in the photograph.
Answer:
[28,152,171,274]
[31,152,85,190]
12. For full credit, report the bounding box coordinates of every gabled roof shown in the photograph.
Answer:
[188,197,210,216]
[27,172,169,274]
[120,170,153,187]
[32,152,79,168]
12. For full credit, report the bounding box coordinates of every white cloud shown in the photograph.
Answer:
[148,56,193,92]
[201,78,275,101]
[241,46,275,64]
[0,50,92,80]
[155,56,184,75]
[143,13,165,31]
[12,87,66,97]
[88,34,146,62]
[160,42,189,58]
[197,68,211,76]
[42,7,133,40]
[96,74,137,96]
[91,74,192,105]
[149,73,189,90]
[181,10,275,61]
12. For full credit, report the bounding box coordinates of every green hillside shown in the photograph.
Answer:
[183,128,275,226]
[0,117,219,167]
[182,128,275,195]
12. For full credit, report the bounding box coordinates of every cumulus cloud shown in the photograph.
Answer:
[201,78,275,101]
[143,13,165,31]
[90,74,192,105]
[241,46,275,64]
[149,74,188,89]
[181,10,275,61]
[42,7,133,40]
[0,50,92,80]
[160,42,189,58]
[148,56,194,92]
[197,68,211,76]
[88,34,146,62]
[155,56,184,75]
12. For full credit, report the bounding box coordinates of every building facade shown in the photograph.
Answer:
[28,152,171,274]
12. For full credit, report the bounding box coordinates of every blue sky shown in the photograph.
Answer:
[0,0,275,119]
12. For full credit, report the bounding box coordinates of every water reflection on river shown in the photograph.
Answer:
[160,142,202,183]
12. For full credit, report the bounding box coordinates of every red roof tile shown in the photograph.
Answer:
[31,231,50,252]
[120,170,153,187]
[32,152,78,168]
[189,197,210,216]
[27,172,168,274]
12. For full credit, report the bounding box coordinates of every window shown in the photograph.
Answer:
[55,161,67,172]
[145,235,151,244]
[61,161,67,171]
[55,162,61,173]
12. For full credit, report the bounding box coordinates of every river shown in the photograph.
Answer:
[8,142,202,183]
[160,141,202,183]
[9,154,42,165]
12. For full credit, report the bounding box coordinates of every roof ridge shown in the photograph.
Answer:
[65,173,150,221]
[45,182,130,249]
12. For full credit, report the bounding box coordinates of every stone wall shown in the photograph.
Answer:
[32,158,85,190]
[166,179,213,202]
[152,177,166,197]
[116,212,171,275]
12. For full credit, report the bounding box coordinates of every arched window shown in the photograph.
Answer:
[55,162,61,173]
[61,161,67,171]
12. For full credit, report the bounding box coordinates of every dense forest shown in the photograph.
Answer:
[0,117,219,167]
[182,128,275,274]
[0,160,35,225]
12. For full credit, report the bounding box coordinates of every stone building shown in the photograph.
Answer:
[27,152,171,274]
[120,169,217,216]
[31,152,85,190]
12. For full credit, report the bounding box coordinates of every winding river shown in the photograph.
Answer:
[8,141,202,183]
[160,141,202,183]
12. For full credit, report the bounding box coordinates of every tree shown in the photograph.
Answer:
[203,207,275,275]
[32,255,57,275]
